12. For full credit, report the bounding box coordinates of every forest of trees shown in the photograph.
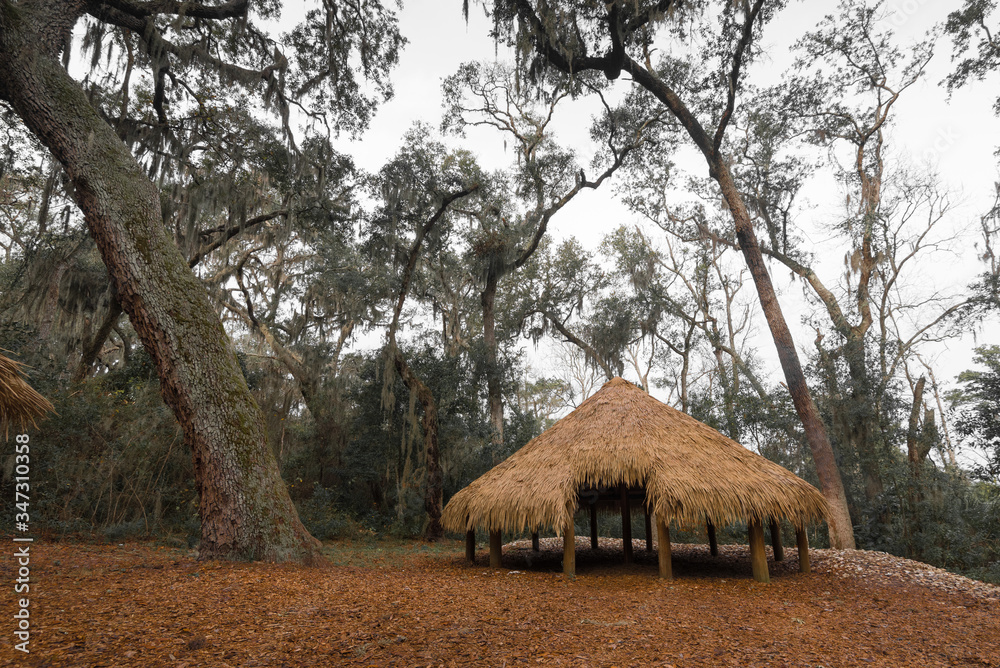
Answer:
[1,0,999,580]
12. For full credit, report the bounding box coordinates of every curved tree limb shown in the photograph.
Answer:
[385,183,479,541]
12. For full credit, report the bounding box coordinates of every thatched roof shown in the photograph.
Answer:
[0,353,54,436]
[443,378,828,535]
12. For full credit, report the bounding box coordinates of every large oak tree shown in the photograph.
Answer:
[0,0,401,561]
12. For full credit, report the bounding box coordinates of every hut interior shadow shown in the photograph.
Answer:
[469,540,806,580]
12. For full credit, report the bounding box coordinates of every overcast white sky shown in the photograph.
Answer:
[331,1,999,399]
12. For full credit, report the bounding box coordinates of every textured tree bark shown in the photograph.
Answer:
[0,0,322,563]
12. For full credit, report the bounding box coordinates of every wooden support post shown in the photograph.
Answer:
[644,507,653,551]
[748,518,770,583]
[489,530,502,569]
[465,529,475,562]
[796,527,810,574]
[563,517,576,576]
[620,486,633,564]
[707,519,718,556]
[590,504,598,550]
[656,517,672,580]
[769,519,785,562]
[531,531,540,552]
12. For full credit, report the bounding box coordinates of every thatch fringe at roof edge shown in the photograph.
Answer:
[0,353,55,437]
[444,484,828,537]
[442,378,829,536]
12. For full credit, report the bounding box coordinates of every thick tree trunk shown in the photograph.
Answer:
[481,271,504,459]
[0,1,322,563]
[714,163,855,549]
[907,375,927,470]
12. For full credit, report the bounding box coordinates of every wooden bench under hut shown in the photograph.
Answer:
[442,377,829,583]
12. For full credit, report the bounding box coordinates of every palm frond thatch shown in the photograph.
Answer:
[0,353,55,436]
[443,378,828,535]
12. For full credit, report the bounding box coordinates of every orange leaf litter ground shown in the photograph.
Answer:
[2,537,998,667]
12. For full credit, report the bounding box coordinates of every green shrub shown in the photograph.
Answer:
[294,485,362,540]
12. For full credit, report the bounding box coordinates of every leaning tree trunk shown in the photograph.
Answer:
[715,162,856,550]
[0,1,322,563]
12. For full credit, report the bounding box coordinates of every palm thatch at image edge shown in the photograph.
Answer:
[0,353,54,436]
[443,378,829,535]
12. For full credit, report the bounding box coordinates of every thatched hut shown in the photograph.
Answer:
[443,378,828,582]
[0,352,54,437]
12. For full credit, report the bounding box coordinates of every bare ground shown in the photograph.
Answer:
[2,538,998,667]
